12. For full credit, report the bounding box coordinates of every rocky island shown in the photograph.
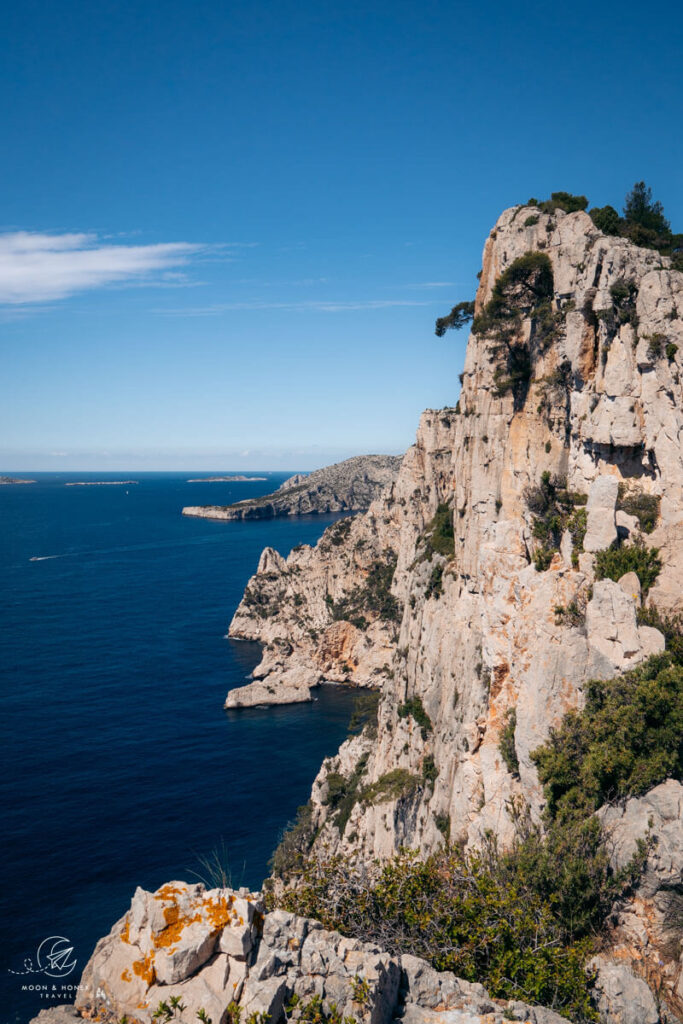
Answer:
[186,475,268,482]
[182,455,403,521]
[37,189,683,1024]
[0,475,36,484]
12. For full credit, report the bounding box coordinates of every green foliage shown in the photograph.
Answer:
[617,484,660,534]
[624,181,670,234]
[422,755,439,784]
[398,695,433,737]
[538,191,589,215]
[270,802,317,878]
[285,992,356,1024]
[554,601,585,628]
[435,300,475,337]
[425,561,445,600]
[666,341,679,361]
[470,252,555,401]
[327,517,354,546]
[499,708,519,777]
[532,654,683,821]
[361,768,421,804]
[329,550,400,627]
[524,214,539,226]
[416,502,455,562]
[636,605,683,665]
[589,204,621,235]
[524,471,587,570]
[473,251,554,338]
[323,754,370,835]
[589,182,682,264]
[278,844,599,1022]
[645,332,666,359]
[347,691,381,738]
[435,813,451,838]
[594,536,662,594]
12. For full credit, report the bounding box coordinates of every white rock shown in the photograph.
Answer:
[583,475,619,553]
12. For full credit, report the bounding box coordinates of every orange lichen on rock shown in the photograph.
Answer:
[204,893,235,932]
[120,917,131,944]
[132,952,156,986]
[120,968,132,983]
[155,883,185,901]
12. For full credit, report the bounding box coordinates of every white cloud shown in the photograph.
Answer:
[0,231,211,304]
[156,298,433,317]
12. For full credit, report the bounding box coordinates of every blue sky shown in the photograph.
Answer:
[2,0,682,470]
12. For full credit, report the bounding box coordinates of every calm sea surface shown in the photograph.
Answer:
[0,473,357,1023]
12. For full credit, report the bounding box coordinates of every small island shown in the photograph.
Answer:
[186,475,268,482]
[65,480,139,486]
[0,476,36,485]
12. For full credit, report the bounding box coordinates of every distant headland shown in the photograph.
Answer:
[186,475,268,482]
[65,480,139,487]
[0,476,36,485]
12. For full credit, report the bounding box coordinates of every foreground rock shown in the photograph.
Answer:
[32,881,570,1024]
[182,455,402,521]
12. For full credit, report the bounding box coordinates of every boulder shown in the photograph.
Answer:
[589,956,659,1024]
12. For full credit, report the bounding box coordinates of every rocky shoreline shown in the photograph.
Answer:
[182,455,402,522]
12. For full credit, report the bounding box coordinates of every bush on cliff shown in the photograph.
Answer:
[531,653,683,820]
[272,652,683,1021]
[594,535,662,594]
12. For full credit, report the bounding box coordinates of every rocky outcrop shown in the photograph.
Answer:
[36,880,570,1024]
[182,456,403,521]
[226,203,683,1009]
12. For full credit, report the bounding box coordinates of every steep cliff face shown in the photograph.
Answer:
[232,204,682,845]
[229,205,683,1005]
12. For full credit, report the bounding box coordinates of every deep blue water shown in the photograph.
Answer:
[0,473,357,1024]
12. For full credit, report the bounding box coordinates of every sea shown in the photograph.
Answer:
[0,473,359,1024]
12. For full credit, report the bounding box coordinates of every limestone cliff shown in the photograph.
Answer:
[182,455,402,522]
[229,203,683,1008]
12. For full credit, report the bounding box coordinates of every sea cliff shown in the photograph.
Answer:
[35,200,683,1024]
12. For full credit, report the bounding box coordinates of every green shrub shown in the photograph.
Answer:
[532,654,683,821]
[590,205,621,235]
[524,472,587,570]
[361,768,421,804]
[666,341,678,361]
[425,562,445,600]
[617,484,660,534]
[499,708,520,776]
[416,503,454,561]
[435,813,451,838]
[538,192,589,215]
[270,802,317,878]
[594,537,662,594]
[277,845,600,1022]
[323,754,370,834]
[329,550,401,626]
[422,755,438,784]
[398,696,433,737]
[636,606,683,665]
[524,214,540,227]
[347,691,381,738]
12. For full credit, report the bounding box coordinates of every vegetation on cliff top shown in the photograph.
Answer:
[435,182,681,344]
